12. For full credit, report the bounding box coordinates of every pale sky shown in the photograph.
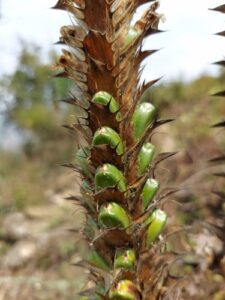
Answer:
[0,0,225,82]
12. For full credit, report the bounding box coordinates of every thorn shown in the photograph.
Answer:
[212,172,225,177]
[210,90,225,97]
[53,40,65,45]
[53,71,68,78]
[215,30,225,37]
[147,28,166,36]
[212,60,225,67]
[211,120,225,128]
[210,4,225,13]
[51,0,66,10]
[208,155,225,163]
[154,118,175,127]
[212,190,225,198]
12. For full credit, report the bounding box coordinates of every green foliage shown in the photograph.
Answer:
[0,45,75,216]
[0,44,71,142]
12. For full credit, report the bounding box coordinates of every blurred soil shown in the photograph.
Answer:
[0,172,86,300]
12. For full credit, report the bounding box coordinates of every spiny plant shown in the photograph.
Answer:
[205,4,225,299]
[212,4,225,242]
[52,1,178,299]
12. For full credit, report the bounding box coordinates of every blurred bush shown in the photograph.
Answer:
[0,44,71,142]
[0,43,76,213]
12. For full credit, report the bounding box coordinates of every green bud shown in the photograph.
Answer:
[92,91,121,121]
[123,28,140,47]
[109,280,139,300]
[138,143,155,176]
[114,249,136,269]
[132,102,156,140]
[98,202,130,229]
[146,209,167,246]
[141,178,159,209]
[92,127,124,155]
[87,250,111,271]
[95,164,126,192]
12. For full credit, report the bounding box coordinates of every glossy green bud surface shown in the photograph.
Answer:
[114,249,136,269]
[87,250,111,271]
[92,127,124,155]
[109,280,138,300]
[95,164,126,192]
[98,202,130,229]
[92,91,121,121]
[146,209,167,246]
[138,143,155,176]
[141,178,159,209]
[132,102,156,139]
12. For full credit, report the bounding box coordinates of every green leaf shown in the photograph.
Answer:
[81,180,93,193]
[87,250,111,271]
[76,147,92,178]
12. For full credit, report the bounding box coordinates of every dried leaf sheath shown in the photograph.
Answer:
[53,1,173,299]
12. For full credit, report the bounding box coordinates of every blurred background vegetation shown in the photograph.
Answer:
[0,43,225,299]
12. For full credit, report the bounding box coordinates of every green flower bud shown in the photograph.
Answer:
[123,28,140,47]
[109,280,139,300]
[114,249,136,269]
[92,127,124,155]
[92,91,121,121]
[132,102,156,140]
[141,178,159,209]
[95,164,126,192]
[87,250,111,271]
[98,202,130,229]
[146,209,167,246]
[138,143,155,176]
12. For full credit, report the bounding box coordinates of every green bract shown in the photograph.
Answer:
[95,164,126,192]
[141,178,159,209]
[92,91,121,121]
[81,180,93,193]
[132,102,156,139]
[146,209,167,246]
[98,202,130,229]
[109,280,138,300]
[114,249,136,269]
[92,127,124,155]
[87,250,111,271]
[76,147,92,178]
[123,28,140,47]
[138,143,155,176]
